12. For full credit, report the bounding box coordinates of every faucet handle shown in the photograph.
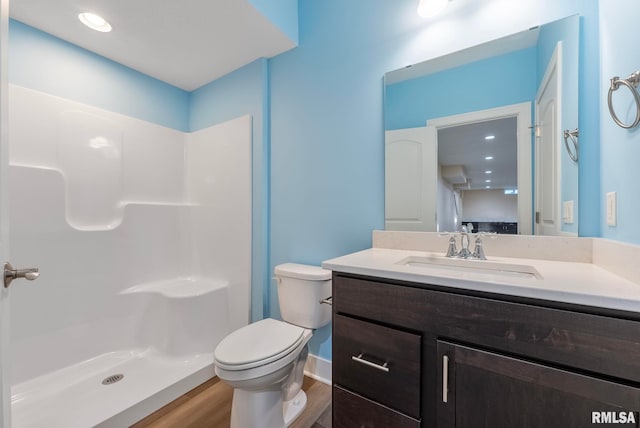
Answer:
[472,236,487,260]
[446,236,458,257]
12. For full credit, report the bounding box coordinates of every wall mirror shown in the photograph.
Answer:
[384,14,579,236]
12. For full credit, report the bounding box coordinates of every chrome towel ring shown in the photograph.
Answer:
[608,71,640,129]
[563,129,579,162]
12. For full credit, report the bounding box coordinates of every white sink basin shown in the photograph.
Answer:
[397,255,542,280]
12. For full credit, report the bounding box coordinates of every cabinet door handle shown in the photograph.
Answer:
[351,353,390,373]
[443,355,449,403]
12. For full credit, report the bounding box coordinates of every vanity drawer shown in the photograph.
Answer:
[333,386,421,428]
[333,314,421,418]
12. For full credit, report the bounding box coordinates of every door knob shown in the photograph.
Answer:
[3,262,40,288]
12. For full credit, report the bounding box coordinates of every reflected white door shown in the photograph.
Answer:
[535,43,562,236]
[385,127,437,231]
[0,0,11,426]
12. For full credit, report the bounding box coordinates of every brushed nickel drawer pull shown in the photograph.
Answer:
[443,355,449,403]
[351,353,390,373]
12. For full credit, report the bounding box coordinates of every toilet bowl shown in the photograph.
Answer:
[214,263,332,428]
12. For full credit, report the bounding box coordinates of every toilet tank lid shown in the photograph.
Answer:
[274,263,331,280]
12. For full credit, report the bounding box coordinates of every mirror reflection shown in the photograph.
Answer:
[384,15,579,236]
[437,117,518,234]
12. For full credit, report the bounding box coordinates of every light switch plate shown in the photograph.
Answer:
[562,200,574,224]
[606,192,617,226]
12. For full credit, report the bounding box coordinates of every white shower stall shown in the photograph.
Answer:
[7,85,252,427]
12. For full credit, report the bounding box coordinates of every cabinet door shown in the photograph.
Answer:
[437,341,640,428]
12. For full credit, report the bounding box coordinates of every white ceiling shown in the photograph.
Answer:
[438,117,517,190]
[10,0,296,91]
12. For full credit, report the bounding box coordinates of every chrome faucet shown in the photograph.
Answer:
[445,231,487,260]
[458,232,472,258]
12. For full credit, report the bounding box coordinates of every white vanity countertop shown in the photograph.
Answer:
[322,248,640,314]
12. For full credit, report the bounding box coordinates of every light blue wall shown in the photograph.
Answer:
[269,1,397,360]
[190,59,271,321]
[248,0,299,45]
[8,20,189,131]
[577,3,600,238]
[268,0,600,361]
[599,0,640,244]
[385,48,537,131]
[536,15,580,234]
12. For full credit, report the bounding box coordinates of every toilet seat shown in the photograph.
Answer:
[214,318,305,371]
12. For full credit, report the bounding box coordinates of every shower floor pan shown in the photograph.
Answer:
[11,348,214,428]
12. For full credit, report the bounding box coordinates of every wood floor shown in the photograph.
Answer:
[132,376,332,428]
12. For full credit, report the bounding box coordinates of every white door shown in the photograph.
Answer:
[0,0,11,426]
[385,127,437,231]
[535,44,562,236]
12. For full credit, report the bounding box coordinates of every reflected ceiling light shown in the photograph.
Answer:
[485,170,492,174]
[484,135,496,140]
[484,156,494,160]
[485,179,492,183]
[417,0,449,18]
[485,186,491,189]
[78,12,112,32]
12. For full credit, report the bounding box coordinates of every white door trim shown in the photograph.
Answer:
[426,102,532,235]
[0,0,11,426]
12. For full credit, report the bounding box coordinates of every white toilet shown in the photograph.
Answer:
[213,263,332,428]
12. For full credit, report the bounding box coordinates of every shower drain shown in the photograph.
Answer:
[101,374,124,385]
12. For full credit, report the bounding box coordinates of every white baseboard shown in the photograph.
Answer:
[304,354,332,385]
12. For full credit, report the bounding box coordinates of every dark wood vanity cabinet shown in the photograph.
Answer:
[331,272,640,427]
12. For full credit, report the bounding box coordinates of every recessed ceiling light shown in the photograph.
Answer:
[484,135,496,140]
[485,156,494,160]
[485,179,492,183]
[485,170,492,174]
[485,186,491,189]
[78,12,112,32]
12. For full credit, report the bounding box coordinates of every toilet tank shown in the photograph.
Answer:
[274,263,332,329]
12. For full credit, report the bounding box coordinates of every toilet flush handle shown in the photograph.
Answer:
[320,296,333,306]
